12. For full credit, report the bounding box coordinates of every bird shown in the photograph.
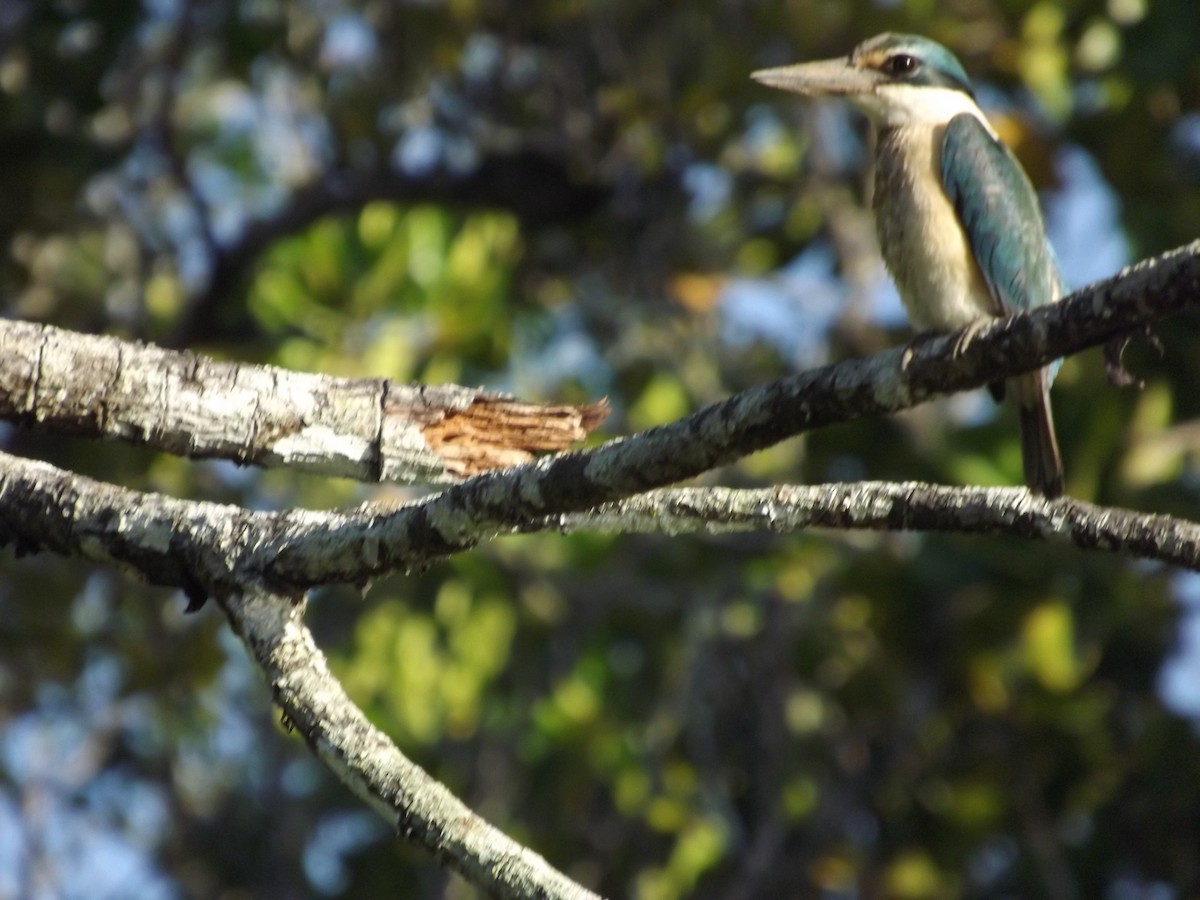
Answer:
[752,33,1064,498]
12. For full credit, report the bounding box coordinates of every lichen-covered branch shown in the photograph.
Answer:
[0,451,246,608]
[0,453,602,898]
[0,319,608,484]
[1,239,1198,900]
[3,446,1200,596]
[551,483,1200,568]
[3,242,1198,590]
[226,588,603,900]
[6,452,1200,899]
[259,240,1200,588]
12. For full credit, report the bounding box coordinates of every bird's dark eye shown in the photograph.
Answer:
[885,54,919,76]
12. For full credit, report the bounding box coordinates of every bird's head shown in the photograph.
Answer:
[752,33,978,126]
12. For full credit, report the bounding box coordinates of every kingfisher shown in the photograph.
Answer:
[752,33,1064,498]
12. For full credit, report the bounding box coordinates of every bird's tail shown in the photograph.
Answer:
[1014,370,1064,499]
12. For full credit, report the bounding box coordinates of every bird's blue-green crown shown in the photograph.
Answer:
[850,33,974,97]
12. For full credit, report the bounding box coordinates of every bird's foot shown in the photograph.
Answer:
[900,331,942,374]
[950,319,990,359]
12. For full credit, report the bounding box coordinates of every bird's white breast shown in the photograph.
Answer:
[872,123,996,333]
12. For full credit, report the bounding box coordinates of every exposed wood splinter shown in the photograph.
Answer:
[414,396,610,477]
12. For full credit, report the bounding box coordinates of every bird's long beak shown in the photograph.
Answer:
[751,58,882,98]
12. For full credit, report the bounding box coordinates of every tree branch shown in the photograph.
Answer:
[225,587,603,900]
[256,240,1200,587]
[5,239,1193,501]
[251,479,1200,589]
[0,451,247,608]
[1,241,1197,899]
[2,241,1197,593]
[0,453,602,897]
[6,449,1200,898]
[0,319,608,483]
[2,449,1198,607]
[551,483,1200,567]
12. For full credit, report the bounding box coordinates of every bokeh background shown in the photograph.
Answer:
[2,1,1199,897]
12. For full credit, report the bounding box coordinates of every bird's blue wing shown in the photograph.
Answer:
[940,113,1061,316]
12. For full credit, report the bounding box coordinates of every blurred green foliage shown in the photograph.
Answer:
[2,0,1200,898]
[251,205,523,381]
